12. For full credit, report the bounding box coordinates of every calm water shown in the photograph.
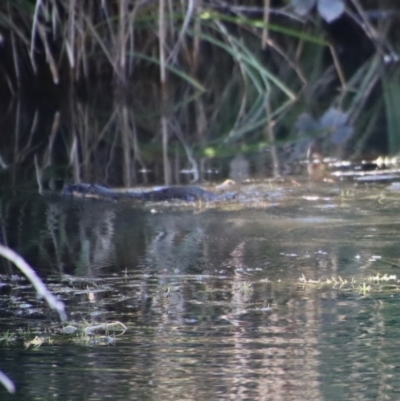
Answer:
[1,180,400,400]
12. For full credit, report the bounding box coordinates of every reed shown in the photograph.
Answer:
[0,1,395,184]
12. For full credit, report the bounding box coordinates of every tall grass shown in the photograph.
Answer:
[0,1,395,184]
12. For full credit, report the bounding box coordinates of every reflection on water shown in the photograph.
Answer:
[1,181,400,400]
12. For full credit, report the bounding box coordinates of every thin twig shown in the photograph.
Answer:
[0,370,15,394]
[0,245,67,321]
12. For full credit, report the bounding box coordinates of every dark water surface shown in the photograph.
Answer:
[1,180,400,400]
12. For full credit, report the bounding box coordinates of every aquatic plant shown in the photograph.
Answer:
[236,280,253,296]
[0,331,16,344]
[299,273,399,293]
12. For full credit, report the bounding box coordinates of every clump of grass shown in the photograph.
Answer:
[235,280,253,296]
[358,282,371,295]
[0,331,16,345]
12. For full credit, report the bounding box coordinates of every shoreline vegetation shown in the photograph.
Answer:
[0,1,399,188]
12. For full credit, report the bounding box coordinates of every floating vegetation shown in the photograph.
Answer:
[4,321,128,350]
[23,333,117,349]
[2,268,400,352]
[71,334,116,347]
[299,273,399,294]
[235,280,254,295]
[339,189,355,199]
[82,321,127,336]
[160,283,181,296]
[0,331,16,345]
[204,285,214,293]
[358,283,371,296]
